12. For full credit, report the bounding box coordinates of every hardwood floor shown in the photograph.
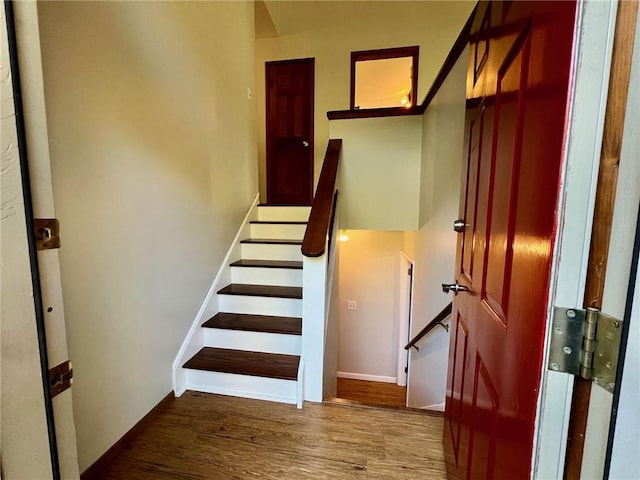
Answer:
[93,391,447,479]
[336,378,407,408]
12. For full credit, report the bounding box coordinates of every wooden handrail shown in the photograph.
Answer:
[301,139,342,257]
[404,302,452,351]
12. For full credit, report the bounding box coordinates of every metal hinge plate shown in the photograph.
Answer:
[548,307,622,393]
[49,360,73,398]
[34,218,61,250]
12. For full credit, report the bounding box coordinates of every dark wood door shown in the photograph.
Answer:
[444,2,577,479]
[266,58,314,205]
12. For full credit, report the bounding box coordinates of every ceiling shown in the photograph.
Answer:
[256,1,469,39]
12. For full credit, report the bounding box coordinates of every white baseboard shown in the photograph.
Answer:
[171,193,259,395]
[337,372,397,383]
[420,402,445,412]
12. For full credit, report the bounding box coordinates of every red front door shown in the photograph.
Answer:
[444,2,577,479]
[266,58,314,205]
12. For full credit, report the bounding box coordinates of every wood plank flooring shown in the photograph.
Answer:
[93,392,447,479]
[336,378,407,408]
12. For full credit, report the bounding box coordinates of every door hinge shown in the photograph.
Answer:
[34,218,61,250]
[548,307,622,393]
[49,360,73,398]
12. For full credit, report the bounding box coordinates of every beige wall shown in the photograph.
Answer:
[330,116,422,230]
[337,231,404,380]
[405,49,467,409]
[255,1,475,202]
[37,1,257,471]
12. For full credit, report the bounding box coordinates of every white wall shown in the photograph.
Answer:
[330,116,422,230]
[255,1,476,201]
[403,49,468,409]
[337,231,404,382]
[37,1,257,471]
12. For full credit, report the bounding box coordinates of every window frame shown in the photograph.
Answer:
[350,45,420,110]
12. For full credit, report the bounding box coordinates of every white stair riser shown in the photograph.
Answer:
[241,243,302,261]
[203,329,301,355]
[218,295,302,317]
[257,206,311,222]
[184,370,297,404]
[231,267,302,287]
[250,223,306,240]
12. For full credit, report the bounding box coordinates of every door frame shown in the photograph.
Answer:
[265,57,315,205]
[5,1,80,478]
[397,250,415,390]
[534,0,638,477]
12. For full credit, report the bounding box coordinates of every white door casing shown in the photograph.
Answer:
[7,2,80,477]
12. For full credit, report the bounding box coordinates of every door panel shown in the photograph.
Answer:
[444,2,577,479]
[460,109,484,285]
[468,356,499,480]
[483,29,531,326]
[448,313,469,463]
[266,58,314,205]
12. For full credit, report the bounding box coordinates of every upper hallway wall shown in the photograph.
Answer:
[255,1,476,202]
[37,1,257,471]
[329,116,422,230]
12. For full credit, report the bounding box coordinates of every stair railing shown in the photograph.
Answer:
[300,139,342,403]
[404,302,452,352]
[302,139,342,257]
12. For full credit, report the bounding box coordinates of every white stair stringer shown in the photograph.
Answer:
[175,197,311,407]
[171,193,259,397]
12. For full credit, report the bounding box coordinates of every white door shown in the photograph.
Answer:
[535,1,639,478]
[3,2,80,478]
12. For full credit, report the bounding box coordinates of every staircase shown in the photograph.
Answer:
[181,205,311,406]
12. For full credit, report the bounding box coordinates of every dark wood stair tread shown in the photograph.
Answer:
[183,347,299,380]
[230,259,302,269]
[203,312,302,335]
[217,284,302,299]
[241,238,302,245]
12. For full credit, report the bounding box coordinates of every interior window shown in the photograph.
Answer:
[350,46,419,110]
